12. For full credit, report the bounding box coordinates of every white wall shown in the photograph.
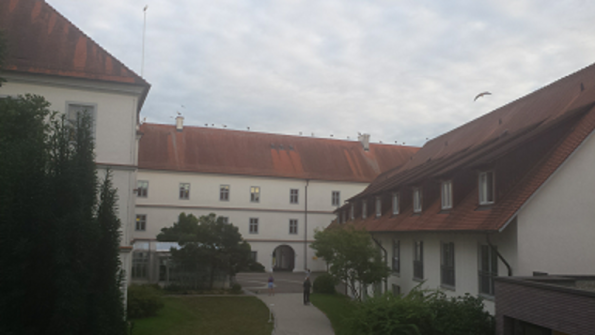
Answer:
[135,169,368,271]
[517,129,595,275]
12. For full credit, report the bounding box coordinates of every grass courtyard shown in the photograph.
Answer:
[311,293,356,335]
[131,296,273,335]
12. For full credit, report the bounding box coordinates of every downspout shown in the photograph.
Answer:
[304,179,309,271]
[486,233,512,276]
[371,236,388,293]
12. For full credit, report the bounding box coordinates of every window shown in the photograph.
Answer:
[220,185,230,201]
[362,200,367,219]
[375,196,382,217]
[132,251,149,279]
[290,189,299,204]
[479,244,498,296]
[249,218,259,234]
[479,171,495,205]
[250,186,260,203]
[220,216,229,224]
[392,193,399,215]
[66,103,97,136]
[341,211,347,224]
[332,191,340,206]
[392,240,400,273]
[392,284,401,296]
[413,241,424,279]
[251,251,257,262]
[179,183,190,199]
[137,180,149,197]
[289,219,298,234]
[135,214,146,231]
[441,242,455,287]
[441,180,453,210]
[350,204,355,220]
[413,187,422,213]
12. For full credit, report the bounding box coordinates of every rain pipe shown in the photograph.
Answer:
[486,233,512,276]
[304,179,309,270]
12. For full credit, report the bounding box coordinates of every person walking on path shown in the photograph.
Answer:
[303,277,312,305]
[268,275,275,296]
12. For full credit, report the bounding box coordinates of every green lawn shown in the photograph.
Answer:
[131,296,273,335]
[311,293,357,335]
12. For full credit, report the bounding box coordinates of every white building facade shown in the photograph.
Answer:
[132,122,418,281]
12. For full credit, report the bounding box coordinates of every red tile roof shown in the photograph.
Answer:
[0,0,150,109]
[138,124,419,182]
[340,62,595,233]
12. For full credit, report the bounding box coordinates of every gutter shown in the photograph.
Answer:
[370,236,388,293]
[486,233,512,276]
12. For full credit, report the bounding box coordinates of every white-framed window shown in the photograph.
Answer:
[137,180,149,198]
[250,186,260,203]
[478,244,498,296]
[341,211,347,224]
[413,241,423,280]
[413,187,422,213]
[479,171,495,205]
[332,191,340,206]
[350,204,355,220]
[66,102,97,136]
[179,183,190,200]
[441,180,453,210]
[392,284,401,296]
[249,218,259,234]
[392,239,400,273]
[375,196,382,217]
[441,242,455,287]
[290,189,299,204]
[135,214,147,231]
[362,200,368,219]
[392,193,399,215]
[132,251,149,279]
[289,219,298,234]
[251,251,257,262]
[220,216,229,224]
[220,185,230,201]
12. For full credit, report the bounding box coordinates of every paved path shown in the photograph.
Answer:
[236,272,335,335]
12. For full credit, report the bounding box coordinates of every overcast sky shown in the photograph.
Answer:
[50,0,595,147]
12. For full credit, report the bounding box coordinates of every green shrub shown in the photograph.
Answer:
[248,261,266,272]
[231,283,242,294]
[127,284,164,319]
[347,287,495,335]
[313,273,338,294]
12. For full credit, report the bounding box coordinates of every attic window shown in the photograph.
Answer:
[362,200,368,219]
[413,187,422,213]
[279,144,284,150]
[375,196,382,218]
[350,204,355,220]
[441,180,453,210]
[392,193,399,215]
[479,171,495,205]
[270,144,275,149]
[289,145,294,150]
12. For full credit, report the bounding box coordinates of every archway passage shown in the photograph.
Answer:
[272,245,295,272]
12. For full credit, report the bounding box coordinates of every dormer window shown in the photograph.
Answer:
[350,204,355,220]
[342,210,347,223]
[362,200,368,219]
[479,171,495,205]
[375,196,382,218]
[392,193,399,215]
[413,187,422,213]
[441,180,453,210]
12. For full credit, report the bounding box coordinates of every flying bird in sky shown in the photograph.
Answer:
[474,92,492,101]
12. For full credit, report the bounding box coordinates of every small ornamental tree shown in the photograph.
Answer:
[311,226,390,300]
[158,213,253,290]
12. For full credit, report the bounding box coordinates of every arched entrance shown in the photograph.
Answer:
[272,245,295,272]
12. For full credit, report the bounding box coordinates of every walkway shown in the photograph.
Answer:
[236,272,335,335]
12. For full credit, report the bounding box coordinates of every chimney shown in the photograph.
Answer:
[175,116,184,132]
[358,133,370,151]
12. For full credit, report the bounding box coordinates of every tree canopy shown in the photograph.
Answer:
[157,213,253,289]
[311,225,390,300]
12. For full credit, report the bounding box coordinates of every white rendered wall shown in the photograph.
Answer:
[135,170,369,271]
[372,225,517,315]
[516,129,595,275]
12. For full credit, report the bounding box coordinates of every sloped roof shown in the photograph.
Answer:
[0,0,150,109]
[138,123,419,183]
[340,62,595,233]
